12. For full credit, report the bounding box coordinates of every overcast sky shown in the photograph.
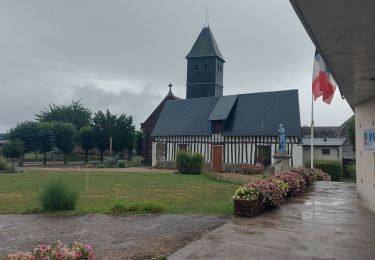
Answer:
[0,0,353,133]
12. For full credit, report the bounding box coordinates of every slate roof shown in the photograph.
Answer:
[301,117,355,160]
[152,89,301,137]
[302,138,347,146]
[186,27,225,62]
[208,95,238,121]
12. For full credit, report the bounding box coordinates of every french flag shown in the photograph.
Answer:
[312,50,337,104]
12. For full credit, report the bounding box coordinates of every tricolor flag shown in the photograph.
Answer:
[312,50,337,104]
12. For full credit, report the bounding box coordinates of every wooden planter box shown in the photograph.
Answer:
[234,198,265,217]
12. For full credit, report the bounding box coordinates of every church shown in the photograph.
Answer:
[143,26,302,171]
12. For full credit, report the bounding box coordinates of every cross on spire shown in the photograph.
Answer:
[204,8,209,27]
[168,83,173,92]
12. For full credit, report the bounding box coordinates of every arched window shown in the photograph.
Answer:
[194,62,199,71]
[204,62,208,71]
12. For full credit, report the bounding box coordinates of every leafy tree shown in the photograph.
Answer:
[347,115,355,150]
[37,123,55,165]
[113,114,135,158]
[92,110,117,157]
[133,130,143,156]
[2,140,23,171]
[80,125,96,163]
[51,122,76,164]
[36,100,92,130]
[8,121,40,165]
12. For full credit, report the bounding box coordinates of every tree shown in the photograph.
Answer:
[2,140,23,171]
[347,115,355,150]
[36,100,92,130]
[92,110,117,157]
[51,122,76,164]
[37,123,55,165]
[133,130,143,156]
[8,121,40,166]
[80,126,96,163]
[113,114,135,158]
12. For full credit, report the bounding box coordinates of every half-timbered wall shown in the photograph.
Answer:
[152,134,302,167]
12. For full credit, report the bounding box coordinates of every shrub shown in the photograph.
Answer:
[176,152,204,174]
[291,167,315,185]
[8,241,95,260]
[312,168,331,181]
[0,156,8,171]
[118,161,126,168]
[40,179,79,211]
[275,171,306,195]
[239,165,265,174]
[96,163,105,168]
[111,201,165,214]
[233,186,260,200]
[346,163,356,181]
[104,156,118,167]
[305,160,343,181]
[246,179,285,207]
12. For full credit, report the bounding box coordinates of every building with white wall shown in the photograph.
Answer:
[291,0,375,212]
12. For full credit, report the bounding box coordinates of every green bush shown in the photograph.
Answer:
[104,156,118,167]
[40,179,79,211]
[111,201,165,214]
[118,161,125,168]
[305,160,343,181]
[0,156,8,170]
[347,163,356,182]
[96,163,105,168]
[176,152,204,174]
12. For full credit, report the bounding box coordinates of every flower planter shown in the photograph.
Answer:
[234,198,265,217]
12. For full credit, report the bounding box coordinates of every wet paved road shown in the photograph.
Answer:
[170,182,375,260]
[0,214,228,259]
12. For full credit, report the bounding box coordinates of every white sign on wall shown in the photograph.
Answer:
[364,129,375,150]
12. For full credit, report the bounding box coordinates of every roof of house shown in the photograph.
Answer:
[141,88,181,128]
[0,133,6,140]
[302,138,347,146]
[152,89,301,137]
[186,27,225,62]
[301,117,355,159]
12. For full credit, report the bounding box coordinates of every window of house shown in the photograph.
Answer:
[322,148,330,155]
[217,63,220,71]
[178,144,188,152]
[194,62,199,71]
[203,62,208,70]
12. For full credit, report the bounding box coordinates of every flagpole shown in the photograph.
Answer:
[311,88,314,169]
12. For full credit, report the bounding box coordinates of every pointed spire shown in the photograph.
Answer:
[186,27,225,62]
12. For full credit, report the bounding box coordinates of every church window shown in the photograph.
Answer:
[204,62,208,71]
[217,63,220,71]
[194,62,199,71]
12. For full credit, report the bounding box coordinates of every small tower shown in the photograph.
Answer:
[186,26,225,99]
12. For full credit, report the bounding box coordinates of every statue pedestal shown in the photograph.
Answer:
[273,151,291,174]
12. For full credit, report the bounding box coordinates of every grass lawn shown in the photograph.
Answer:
[0,169,238,215]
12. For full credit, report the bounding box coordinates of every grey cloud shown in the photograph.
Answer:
[0,0,353,132]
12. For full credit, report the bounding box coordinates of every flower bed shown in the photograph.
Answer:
[233,167,331,217]
[8,241,95,260]
[239,165,265,174]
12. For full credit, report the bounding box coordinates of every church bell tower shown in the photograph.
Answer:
[186,26,225,99]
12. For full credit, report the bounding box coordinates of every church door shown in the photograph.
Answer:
[212,145,223,172]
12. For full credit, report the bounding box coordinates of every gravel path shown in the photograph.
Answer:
[0,214,228,259]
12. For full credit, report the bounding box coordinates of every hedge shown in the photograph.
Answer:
[176,152,204,174]
[305,160,343,181]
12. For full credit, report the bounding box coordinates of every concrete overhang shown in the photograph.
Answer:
[290,0,375,108]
